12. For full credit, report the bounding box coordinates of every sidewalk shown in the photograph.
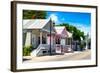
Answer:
[23,50,91,63]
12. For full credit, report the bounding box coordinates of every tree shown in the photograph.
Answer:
[23,10,47,19]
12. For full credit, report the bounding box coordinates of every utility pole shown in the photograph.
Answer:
[49,18,52,55]
[85,33,89,50]
[71,31,74,51]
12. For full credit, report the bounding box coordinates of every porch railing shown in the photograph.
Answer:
[31,44,51,56]
[31,44,73,56]
[55,44,72,53]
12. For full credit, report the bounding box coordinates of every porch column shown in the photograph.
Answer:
[46,33,47,44]
[40,32,42,44]
[67,38,69,45]
[25,31,31,46]
[53,35,55,45]
[60,36,62,53]
[71,38,73,50]
[70,38,72,49]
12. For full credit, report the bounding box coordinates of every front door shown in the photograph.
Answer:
[61,39,65,45]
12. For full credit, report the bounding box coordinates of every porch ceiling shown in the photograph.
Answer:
[41,29,56,34]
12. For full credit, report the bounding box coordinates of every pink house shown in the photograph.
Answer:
[55,26,73,54]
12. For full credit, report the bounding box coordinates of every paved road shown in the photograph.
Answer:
[23,50,91,63]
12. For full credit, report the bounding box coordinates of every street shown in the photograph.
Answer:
[23,50,91,63]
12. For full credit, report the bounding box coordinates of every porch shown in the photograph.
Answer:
[55,37,73,54]
[30,29,56,56]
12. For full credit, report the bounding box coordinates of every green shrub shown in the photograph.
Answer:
[23,45,33,56]
[80,43,84,51]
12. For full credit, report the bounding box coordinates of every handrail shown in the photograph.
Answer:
[31,44,50,56]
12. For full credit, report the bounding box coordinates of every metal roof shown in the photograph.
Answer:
[23,19,49,29]
[55,26,72,37]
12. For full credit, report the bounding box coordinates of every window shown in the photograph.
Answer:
[56,38,60,44]
[42,37,46,44]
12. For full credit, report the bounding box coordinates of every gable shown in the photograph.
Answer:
[43,20,56,33]
[61,28,68,37]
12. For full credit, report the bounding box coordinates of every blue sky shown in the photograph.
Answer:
[46,11,91,35]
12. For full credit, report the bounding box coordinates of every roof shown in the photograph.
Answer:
[55,26,65,34]
[23,19,49,29]
[67,31,72,37]
[55,26,72,38]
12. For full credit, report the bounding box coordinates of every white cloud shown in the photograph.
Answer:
[49,14,58,22]
[70,23,91,37]
[78,26,91,35]
[79,26,91,38]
